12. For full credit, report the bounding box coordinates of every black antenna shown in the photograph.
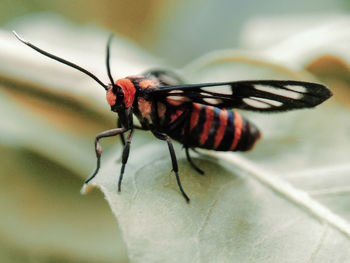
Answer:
[106,34,115,85]
[13,31,108,91]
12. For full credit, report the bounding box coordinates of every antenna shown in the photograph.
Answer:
[106,34,115,85]
[13,31,108,91]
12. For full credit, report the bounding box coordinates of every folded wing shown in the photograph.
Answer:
[150,80,332,112]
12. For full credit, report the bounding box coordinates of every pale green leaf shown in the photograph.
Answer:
[89,141,350,262]
[86,53,350,262]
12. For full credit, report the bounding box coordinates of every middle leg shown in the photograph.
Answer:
[118,129,134,192]
[152,131,190,202]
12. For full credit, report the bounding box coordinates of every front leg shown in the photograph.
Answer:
[152,131,190,202]
[85,127,127,185]
[117,119,126,146]
[118,129,134,192]
[118,118,148,147]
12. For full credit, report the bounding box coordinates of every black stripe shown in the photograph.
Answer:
[203,107,221,149]
[217,110,235,151]
[178,105,194,147]
[235,118,247,151]
[236,120,261,151]
[190,104,207,146]
[163,105,175,128]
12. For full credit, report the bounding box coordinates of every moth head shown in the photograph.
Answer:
[106,83,125,112]
[106,78,136,112]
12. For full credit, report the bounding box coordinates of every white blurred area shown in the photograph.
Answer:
[239,14,350,68]
[151,0,348,65]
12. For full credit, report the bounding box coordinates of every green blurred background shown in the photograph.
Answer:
[2,0,350,66]
[1,1,350,263]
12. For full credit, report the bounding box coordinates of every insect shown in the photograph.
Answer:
[14,32,332,202]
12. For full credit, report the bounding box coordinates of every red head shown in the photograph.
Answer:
[106,79,136,112]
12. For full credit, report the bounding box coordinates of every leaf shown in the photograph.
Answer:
[86,54,350,262]
[89,143,350,262]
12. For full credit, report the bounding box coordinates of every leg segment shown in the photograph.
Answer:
[85,127,127,184]
[152,131,190,202]
[118,129,134,192]
[185,147,204,175]
[117,119,126,146]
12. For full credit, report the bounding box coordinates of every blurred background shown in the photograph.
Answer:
[2,0,350,66]
[1,0,350,262]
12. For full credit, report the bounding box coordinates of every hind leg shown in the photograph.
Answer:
[185,147,204,175]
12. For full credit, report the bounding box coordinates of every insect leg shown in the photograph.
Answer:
[118,119,147,146]
[117,119,126,146]
[85,127,128,184]
[118,129,134,192]
[152,131,190,202]
[185,147,204,175]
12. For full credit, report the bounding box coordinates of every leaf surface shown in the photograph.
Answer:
[89,53,350,262]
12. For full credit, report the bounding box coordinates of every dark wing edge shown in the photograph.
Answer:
[149,80,332,112]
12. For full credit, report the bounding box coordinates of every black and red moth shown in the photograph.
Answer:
[14,32,332,202]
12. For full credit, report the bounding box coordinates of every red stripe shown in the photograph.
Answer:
[200,106,214,146]
[190,103,201,132]
[170,109,184,123]
[229,112,243,150]
[214,109,228,149]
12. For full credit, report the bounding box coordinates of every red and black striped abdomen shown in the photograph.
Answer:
[169,103,261,152]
